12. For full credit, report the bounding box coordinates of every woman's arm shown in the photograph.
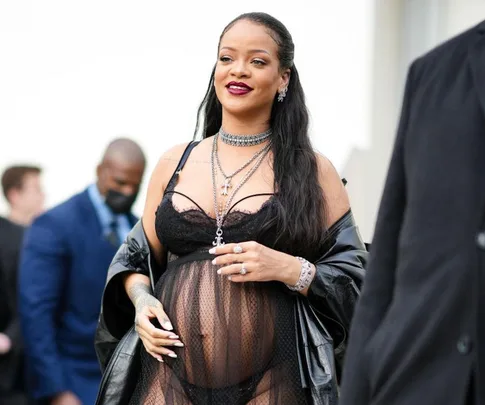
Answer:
[95,143,190,368]
[121,141,191,295]
[316,153,351,228]
[121,143,190,360]
[292,153,353,296]
[144,142,192,265]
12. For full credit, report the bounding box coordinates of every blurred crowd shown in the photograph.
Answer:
[0,138,146,405]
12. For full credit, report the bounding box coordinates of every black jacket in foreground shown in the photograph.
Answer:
[340,20,485,405]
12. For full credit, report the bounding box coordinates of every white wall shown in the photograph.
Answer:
[0,1,376,224]
[402,0,485,64]
[343,0,485,242]
[342,0,403,241]
[444,0,485,38]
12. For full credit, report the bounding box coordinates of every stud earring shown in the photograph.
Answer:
[278,87,287,102]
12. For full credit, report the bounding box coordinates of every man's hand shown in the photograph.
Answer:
[51,391,81,405]
[0,332,11,354]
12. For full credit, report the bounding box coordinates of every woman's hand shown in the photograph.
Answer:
[128,282,184,362]
[0,333,11,355]
[51,391,81,405]
[209,241,303,285]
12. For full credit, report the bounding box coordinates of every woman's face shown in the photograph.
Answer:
[215,20,289,119]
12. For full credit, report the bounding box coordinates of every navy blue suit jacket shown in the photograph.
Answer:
[18,189,137,404]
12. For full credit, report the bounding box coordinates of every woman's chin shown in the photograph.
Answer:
[220,100,268,118]
[221,104,250,116]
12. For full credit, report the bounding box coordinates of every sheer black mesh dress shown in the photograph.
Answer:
[129,176,312,405]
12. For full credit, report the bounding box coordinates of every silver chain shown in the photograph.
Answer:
[215,134,271,195]
[211,135,271,246]
[219,127,272,147]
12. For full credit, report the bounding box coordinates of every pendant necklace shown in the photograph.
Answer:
[211,135,271,246]
[214,132,271,196]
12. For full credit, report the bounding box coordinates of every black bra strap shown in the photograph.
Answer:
[167,191,208,216]
[226,193,274,216]
[166,141,200,190]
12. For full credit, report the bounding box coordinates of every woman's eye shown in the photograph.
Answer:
[252,59,266,66]
[219,56,232,62]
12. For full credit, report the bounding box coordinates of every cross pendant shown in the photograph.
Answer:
[213,235,224,246]
[213,233,225,246]
[213,227,225,247]
[221,178,232,196]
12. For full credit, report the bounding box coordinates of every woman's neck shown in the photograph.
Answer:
[220,112,270,136]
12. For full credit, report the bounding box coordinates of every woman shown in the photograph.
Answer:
[95,12,367,405]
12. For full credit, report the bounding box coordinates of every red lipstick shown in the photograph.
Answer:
[226,81,253,96]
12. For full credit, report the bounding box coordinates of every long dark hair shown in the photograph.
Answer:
[193,12,327,259]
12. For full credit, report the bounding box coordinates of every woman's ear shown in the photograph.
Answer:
[279,69,291,92]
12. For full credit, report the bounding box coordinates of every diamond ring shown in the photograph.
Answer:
[233,244,243,254]
[240,264,247,275]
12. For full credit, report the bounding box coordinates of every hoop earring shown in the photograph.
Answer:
[278,87,287,102]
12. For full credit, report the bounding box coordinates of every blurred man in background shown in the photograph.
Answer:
[1,166,45,227]
[19,138,146,405]
[340,20,485,405]
[0,165,45,405]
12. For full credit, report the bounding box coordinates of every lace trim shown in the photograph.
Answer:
[165,192,275,226]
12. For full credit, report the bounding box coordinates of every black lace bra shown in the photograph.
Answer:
[155,176,278,257]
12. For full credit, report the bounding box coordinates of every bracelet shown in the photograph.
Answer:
[285,257,314,291]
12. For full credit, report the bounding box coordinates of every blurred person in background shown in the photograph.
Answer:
[19,138,146,405]
[0,165,44,405]
[1,165,44,226]
[340,20,485,405]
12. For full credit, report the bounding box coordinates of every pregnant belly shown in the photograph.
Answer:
[156,258,276,387]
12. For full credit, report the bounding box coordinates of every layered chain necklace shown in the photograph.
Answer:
[214,137,271,196]
[211,134,271,246]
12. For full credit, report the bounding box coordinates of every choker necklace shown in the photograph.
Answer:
[219,127,272,147]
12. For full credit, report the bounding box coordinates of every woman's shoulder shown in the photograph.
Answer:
[159,137,213,162]
[151,138,213,190]
[315,153,339,181]
[147,142,191,193]
[160,141,194,162]
[314,152,351,226]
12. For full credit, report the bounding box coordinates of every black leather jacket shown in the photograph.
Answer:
[94,211,367,404]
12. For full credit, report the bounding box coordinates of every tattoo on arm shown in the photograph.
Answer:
[128,282,152,308]
[129,282,171,327]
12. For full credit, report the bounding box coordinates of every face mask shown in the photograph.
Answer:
[105,189,137,214]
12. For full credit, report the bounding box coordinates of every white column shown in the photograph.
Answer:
[345,0,485,242]
[342,0,405,242]
[444,0,485,38]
